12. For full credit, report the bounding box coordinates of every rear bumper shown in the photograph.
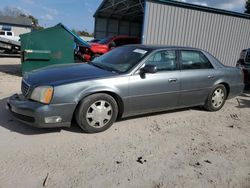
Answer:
[6,94,76,128]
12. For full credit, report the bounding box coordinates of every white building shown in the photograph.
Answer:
[0,16,32,36]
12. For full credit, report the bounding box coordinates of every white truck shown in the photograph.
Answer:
[0,31,20,41]
[0,31,20,54]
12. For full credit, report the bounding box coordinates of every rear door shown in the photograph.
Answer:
[128,49,181,114]
[178,50,216,107]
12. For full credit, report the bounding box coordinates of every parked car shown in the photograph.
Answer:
[7,45,244,133]
[87,36,140,59]
[0,30,19,41]
[236,49,250,86]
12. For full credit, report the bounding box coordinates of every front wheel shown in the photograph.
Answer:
[204,84,227,111]
[75,93,118,133]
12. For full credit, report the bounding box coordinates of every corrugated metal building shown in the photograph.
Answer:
[94,0,250,66]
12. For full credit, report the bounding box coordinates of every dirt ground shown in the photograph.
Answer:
[0,58,249,188]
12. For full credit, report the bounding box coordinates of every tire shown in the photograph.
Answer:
[75,93,118,133]
[204,84,227,111]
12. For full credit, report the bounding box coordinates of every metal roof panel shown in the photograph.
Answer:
[0,16,32,27]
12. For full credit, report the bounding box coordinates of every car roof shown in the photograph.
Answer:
[126,44,202,51]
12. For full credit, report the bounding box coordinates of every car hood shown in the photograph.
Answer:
[24,63,116,86]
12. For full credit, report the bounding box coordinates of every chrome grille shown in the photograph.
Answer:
[21,80,30,97]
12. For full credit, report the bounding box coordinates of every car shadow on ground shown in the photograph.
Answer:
[0,64,22,77]
[0,97,83,135]
[119,106,204,122]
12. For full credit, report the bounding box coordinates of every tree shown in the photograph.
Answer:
[20,14,44,30]
[72,29,78,34]
[0,6,44,30]
[0,6,23,17]
[71,29,93,37]
[245,0,250,14]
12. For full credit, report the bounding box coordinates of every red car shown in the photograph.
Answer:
[85,36,140,60]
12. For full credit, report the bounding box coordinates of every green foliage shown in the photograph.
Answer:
[71,29,93,37]
[20,14,44,30]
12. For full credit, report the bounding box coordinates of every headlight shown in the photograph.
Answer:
[30,86,53,104]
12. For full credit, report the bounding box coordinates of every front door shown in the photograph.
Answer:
[128,50,181,115]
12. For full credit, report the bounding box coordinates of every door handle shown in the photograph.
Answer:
[208,75,215,79]
[168,78,177,83]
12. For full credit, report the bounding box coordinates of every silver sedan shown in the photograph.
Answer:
[7,45,244,133]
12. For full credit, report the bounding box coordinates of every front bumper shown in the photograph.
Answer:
[6,94,76,128]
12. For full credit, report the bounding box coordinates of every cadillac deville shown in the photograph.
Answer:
[7,45,244,133]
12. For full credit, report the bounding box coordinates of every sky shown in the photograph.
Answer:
[0,0,247,33]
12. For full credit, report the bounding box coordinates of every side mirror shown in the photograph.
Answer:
[140,65,157,74]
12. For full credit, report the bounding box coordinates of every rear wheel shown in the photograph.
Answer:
[75,93,118,133]
[204,84,227,111]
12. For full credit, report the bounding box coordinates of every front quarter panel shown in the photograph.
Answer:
[51,75,129,112]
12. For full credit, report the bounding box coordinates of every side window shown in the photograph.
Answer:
[7,32,12,36]
[145,50,177,71]
[180,50,213,70]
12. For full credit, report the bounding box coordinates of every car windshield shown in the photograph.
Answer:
[91,46,151,73]
[98,37,113,44]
